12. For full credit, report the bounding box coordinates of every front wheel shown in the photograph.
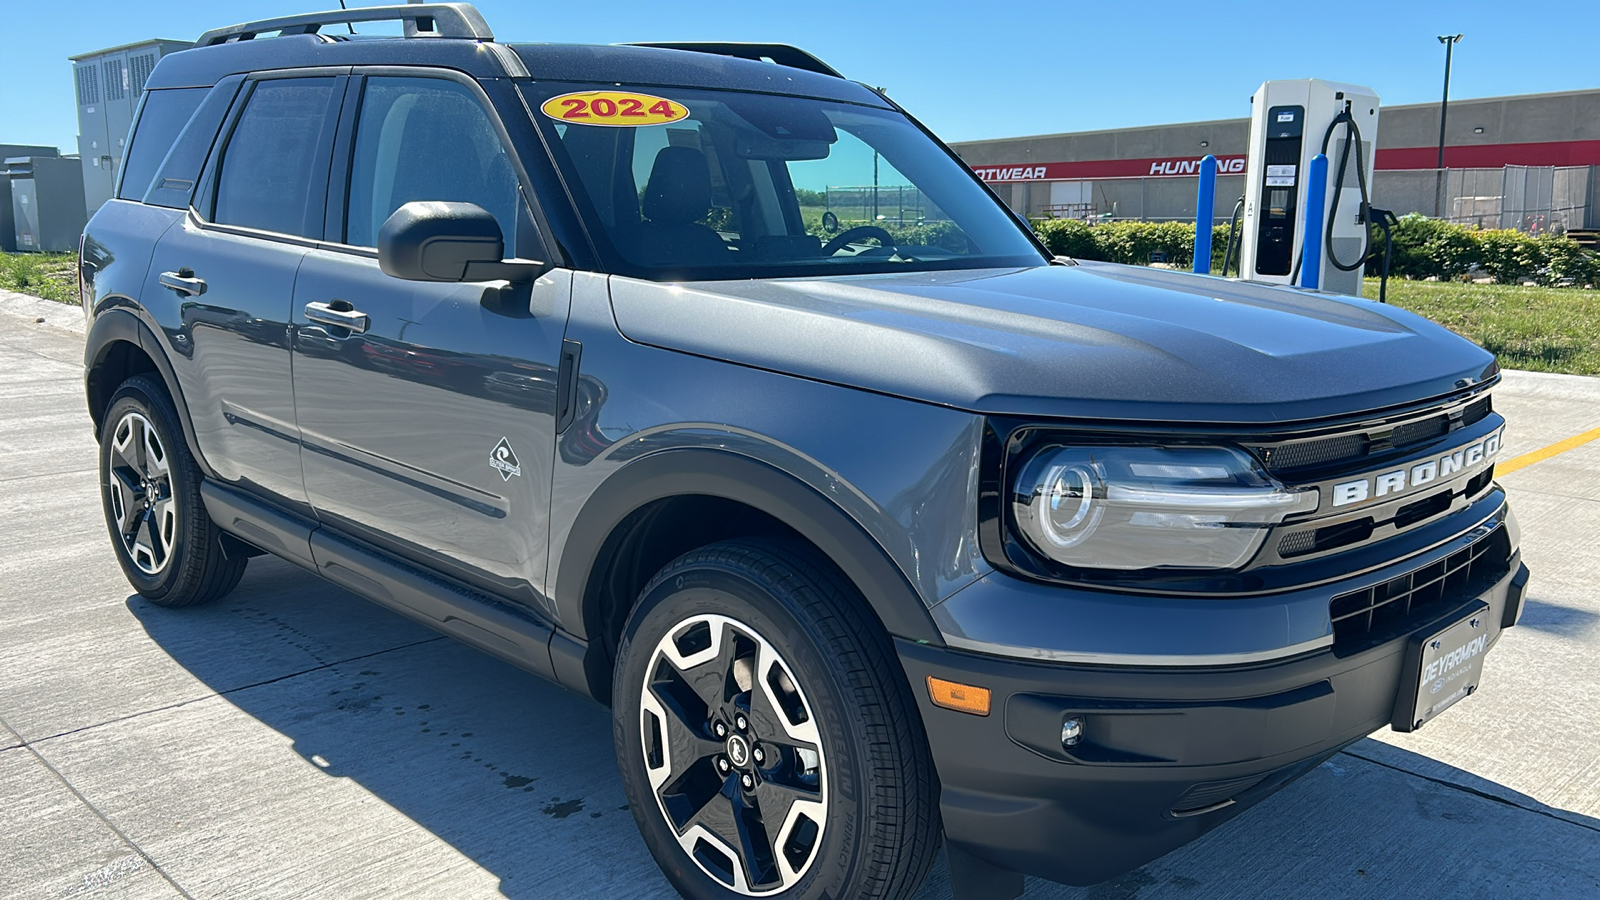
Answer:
[614,540,939,899]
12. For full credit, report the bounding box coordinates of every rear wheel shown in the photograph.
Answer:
[98,375,246,607]
[614,540,939,899]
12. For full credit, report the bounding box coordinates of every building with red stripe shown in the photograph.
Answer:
[950,89,1599,230]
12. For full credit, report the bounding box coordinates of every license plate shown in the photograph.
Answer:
[1394,601,1491,732]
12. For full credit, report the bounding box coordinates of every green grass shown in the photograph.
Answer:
[0,251,78,305]
[1368,278,1600,376]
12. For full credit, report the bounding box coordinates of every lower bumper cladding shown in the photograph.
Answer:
[897,556,1528,889]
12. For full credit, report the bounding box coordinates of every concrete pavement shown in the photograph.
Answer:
[2,298,1597,899]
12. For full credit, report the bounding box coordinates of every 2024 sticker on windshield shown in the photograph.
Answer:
[540,91,688,127]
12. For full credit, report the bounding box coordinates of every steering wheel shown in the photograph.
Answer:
[822,225,897,257]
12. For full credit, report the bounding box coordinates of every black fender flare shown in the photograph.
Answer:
[84,307,215,479]
[552,448,945,689]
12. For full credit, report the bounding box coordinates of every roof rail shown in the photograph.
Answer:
[196,3,493,47]
[626,42,843,78]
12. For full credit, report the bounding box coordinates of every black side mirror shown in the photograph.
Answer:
[377,201,543,283]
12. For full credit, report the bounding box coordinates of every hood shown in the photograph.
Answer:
[607,262,1497,425]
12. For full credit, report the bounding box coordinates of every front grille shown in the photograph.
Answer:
[1390,415,1448,447]
[1261,433,1367,471]
[1253,391,1493,477]
[1329,526,1510,651]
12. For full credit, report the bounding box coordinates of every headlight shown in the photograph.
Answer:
[1011,445,1316,571]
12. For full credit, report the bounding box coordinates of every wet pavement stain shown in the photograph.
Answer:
[503,774,535,789]
[543,797,585,819]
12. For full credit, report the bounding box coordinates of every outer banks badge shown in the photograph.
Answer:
[490,437,522,481]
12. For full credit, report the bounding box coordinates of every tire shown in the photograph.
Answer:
[614,539,939,899]
[98,374,246,607]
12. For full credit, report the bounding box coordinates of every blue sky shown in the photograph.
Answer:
[2,0,1596,156]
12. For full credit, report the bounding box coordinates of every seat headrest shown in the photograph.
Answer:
[642,145,713,226]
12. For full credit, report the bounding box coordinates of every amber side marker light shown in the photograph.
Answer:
[927,676,991,716]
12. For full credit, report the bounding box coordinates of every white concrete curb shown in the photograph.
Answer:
[0,289,87,337]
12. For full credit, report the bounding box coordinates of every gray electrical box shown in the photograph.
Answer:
[70,38,192,217]
[6,156,88,252]
[0,144,60,253]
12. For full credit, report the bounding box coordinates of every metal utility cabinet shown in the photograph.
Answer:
[6,156,88,252]
[0,144,60,252]
[70,39,192,216]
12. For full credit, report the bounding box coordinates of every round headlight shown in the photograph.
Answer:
[1014,456,1105,553]
[1039,463,1101,548]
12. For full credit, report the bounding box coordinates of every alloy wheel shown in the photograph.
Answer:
[106,411,178,576]
[639,613,828,895]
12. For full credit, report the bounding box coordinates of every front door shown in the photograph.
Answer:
[290,73,570,611]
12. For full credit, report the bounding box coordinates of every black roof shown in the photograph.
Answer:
[146,33,884,108]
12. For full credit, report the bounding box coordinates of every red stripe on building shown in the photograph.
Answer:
[1375,139,1600,170]
[969,140,1600,182]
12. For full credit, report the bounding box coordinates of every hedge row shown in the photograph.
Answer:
[1032,215,1599,287]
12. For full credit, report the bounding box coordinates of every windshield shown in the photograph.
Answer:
[523,83,1045,280]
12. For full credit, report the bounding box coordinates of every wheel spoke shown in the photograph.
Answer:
[662,754,735,833]
[152,497,177,561]
[729,788,782,890]
[142,421,168,477]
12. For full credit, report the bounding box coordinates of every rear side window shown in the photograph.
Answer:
[344,76,519,248]
[212,78,337,237]
[118,88,206,202]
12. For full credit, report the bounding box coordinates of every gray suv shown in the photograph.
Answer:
[80,5,1529,898]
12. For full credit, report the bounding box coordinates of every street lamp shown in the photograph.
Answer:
[1435,33,1463,217]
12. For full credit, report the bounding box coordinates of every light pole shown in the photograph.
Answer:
[1435,33,1463,217]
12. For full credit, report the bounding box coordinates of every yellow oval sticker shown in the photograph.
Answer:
[541,91,688,127]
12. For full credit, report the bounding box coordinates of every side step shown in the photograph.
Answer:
[201,480,557,682]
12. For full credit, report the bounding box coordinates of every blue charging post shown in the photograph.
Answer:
[1299,153,1329,289]
[1192,155,1217,274]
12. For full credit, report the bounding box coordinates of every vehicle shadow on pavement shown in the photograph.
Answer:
[129,556,1600,900]
[1515,595,1600,638]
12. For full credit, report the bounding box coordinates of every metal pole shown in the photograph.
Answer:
[1193,155,1217,274]
[1435,34,1463,217]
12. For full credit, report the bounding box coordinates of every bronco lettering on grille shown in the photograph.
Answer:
[1331,431,1501,508]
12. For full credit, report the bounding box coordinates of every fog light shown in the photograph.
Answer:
[1061,717,1084,748]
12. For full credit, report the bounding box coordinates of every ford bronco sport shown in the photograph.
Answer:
[80,5,1530,897]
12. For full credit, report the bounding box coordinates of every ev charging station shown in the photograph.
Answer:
[1236,79,1381,296]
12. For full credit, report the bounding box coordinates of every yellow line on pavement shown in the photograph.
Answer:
[1497,425,1600,476]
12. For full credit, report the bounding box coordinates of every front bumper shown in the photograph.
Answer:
[899,549,1529,887]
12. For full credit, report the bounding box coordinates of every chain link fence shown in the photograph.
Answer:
[1002,165,1597,233]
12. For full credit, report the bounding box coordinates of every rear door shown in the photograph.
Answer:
[290,70,571,612]
[142,72,346,514]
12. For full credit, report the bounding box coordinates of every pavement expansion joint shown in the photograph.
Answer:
[0,711,197,900]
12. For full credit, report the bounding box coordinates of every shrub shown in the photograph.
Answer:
[1539,235,1598,287]
[1386,215,1478,280]
[1031,215,1598,289]
[1476,229,1543,285]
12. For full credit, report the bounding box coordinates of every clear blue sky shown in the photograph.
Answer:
[2,0,1596,156]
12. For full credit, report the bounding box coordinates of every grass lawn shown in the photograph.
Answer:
[1368,278,1600,376]
[0,250,77,305]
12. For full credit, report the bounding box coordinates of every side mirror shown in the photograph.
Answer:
[377,201,543,283]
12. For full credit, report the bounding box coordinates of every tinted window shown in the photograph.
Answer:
[118,88,206,202]
[213,78,336,237]
[345,77,519,248]
[529,83,1043,281]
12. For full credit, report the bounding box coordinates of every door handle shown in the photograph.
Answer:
[159,268,207,297]
[304,300,370,334]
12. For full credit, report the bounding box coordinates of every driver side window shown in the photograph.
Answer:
[345,76,520,248]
